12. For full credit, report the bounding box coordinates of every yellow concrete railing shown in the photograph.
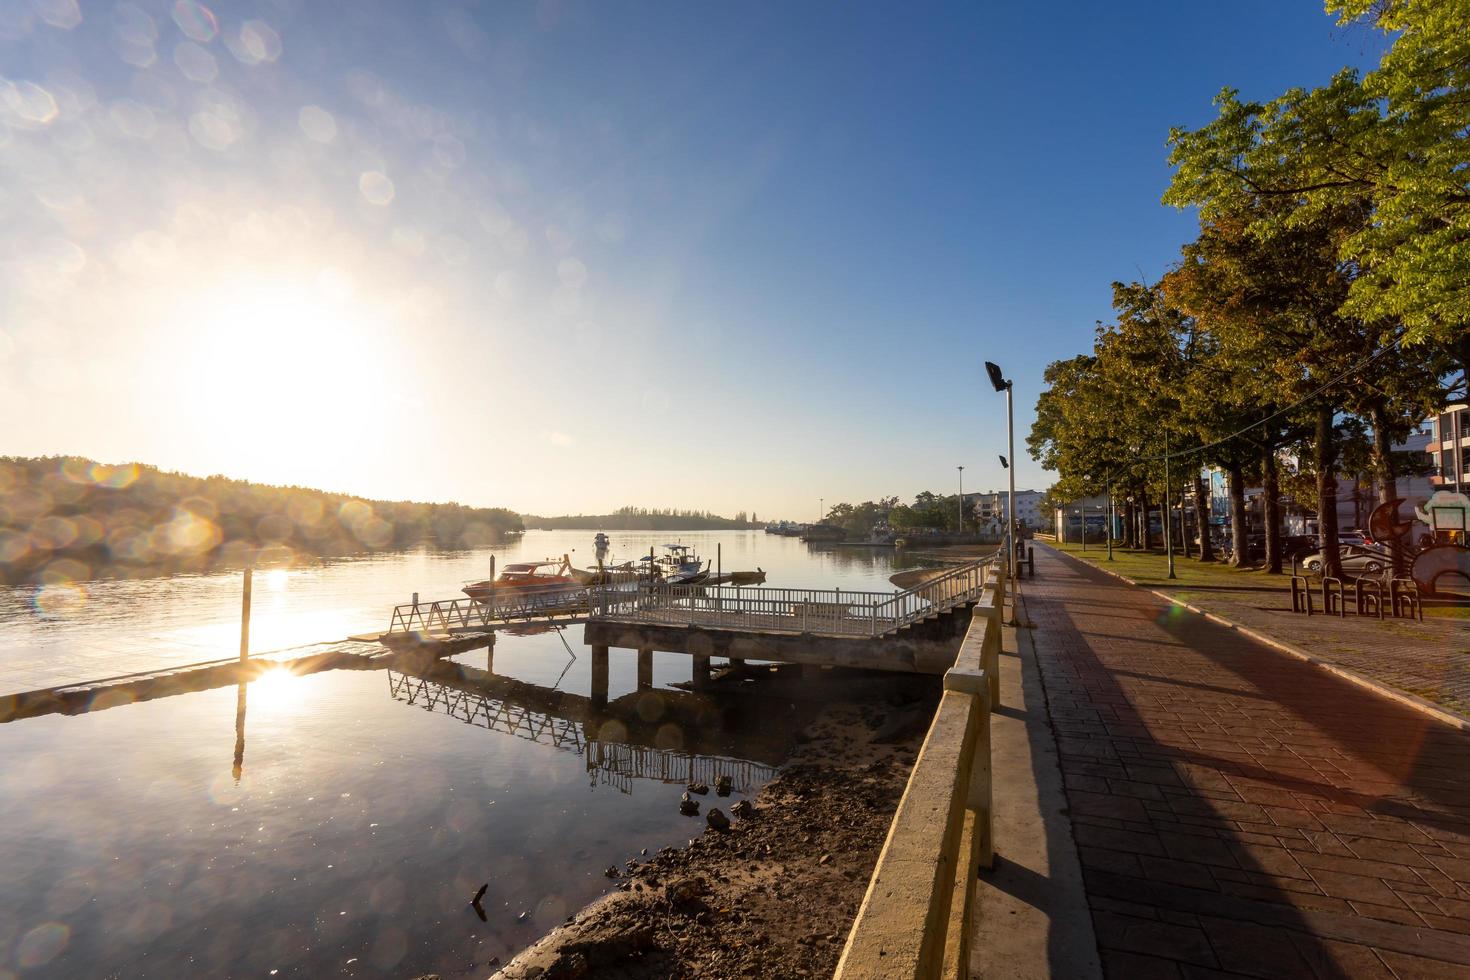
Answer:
[834,563,1006,979]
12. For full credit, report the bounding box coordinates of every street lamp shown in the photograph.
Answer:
[984,361,1015,579]
[957,465,965,533]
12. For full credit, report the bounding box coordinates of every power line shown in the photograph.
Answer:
[1128,330,1407,465]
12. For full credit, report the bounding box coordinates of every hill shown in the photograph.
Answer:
[524,506,758,531]
[0,456,522,584]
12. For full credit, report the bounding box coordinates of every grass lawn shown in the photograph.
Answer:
[1045,540,1470,621]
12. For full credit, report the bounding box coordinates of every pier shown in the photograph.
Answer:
[374,557,995,676]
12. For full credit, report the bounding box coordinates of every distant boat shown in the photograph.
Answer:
[462,558,580,602]
[800,523,847,542]
[594,531,610,551]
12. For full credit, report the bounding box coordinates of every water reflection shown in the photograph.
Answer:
[232,679,246,782]
[386,661,785,796]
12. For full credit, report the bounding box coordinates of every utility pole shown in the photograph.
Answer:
[1164,431,1176,579]
[957,465,965,533]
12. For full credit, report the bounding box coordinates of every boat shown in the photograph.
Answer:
[799,523,848,542]
[462,557,581,602]
[567,556,658,587]
[594,531,610,552]
[659,544,710,585]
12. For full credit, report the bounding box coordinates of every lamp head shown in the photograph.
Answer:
[984,361,1008,392]
[998,455,1008,469]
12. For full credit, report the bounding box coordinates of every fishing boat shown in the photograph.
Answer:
[659,544,710,585]
[594,531,610,552]
[462,558,581,602]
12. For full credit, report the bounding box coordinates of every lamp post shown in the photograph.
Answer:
[957,465,965,533]
[1106,469,1114,561]
[819,497,823,525]
[985,361,1015,578]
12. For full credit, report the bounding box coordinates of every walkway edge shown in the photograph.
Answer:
[968,586,1102,979]
[1039,544,1470,734]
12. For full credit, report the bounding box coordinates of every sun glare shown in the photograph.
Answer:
[166,276,398,479]
[249,666,305,711]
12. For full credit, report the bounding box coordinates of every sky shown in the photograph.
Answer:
[0,1,1386,520]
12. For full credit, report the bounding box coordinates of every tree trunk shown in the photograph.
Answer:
[1140,488,1153,550]
[1193,473,1215,562]
[1262,448,1282,575]
[1226,462,1249,567]
[1124,498,1136,549]
[1369,399,1406,576]
[1316,403,1343,579]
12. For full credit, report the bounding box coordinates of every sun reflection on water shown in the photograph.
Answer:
[250,666,304,711]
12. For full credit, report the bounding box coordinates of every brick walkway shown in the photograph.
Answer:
[1027,546,1470,978]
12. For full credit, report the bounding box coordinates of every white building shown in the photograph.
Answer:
[971,489,1046,532]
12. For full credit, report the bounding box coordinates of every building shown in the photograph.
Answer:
[1430,404,1468,494]
[1052,496,1110,544]
[970,489,1046,532]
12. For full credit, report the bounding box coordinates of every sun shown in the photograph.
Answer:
[165,274,397,480]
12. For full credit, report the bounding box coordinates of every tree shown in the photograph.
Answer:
[1324,1,1470,370]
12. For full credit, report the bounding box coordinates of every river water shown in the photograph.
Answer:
[0,531,910,978]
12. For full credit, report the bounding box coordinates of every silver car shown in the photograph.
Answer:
[1302,544,1391,577]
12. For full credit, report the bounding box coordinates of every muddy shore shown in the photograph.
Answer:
[480,675,939,979]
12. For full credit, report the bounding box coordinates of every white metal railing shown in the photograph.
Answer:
[385,559,993,639]
[836,562,1007,978]
[588,556,993,637]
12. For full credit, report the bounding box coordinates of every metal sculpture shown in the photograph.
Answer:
[1368,498,1415,545]
[1409,491,1470,596]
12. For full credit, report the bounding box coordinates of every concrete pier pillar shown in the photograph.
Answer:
[637,647,653,689]
[692,654,711,689]
[728,657,746,669]
[591,645,609,707]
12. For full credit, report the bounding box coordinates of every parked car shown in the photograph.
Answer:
[1301,544,1391,577]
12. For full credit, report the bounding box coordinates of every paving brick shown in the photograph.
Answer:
[1196,915,1313,978]
[1287,935,1394,979]
[1099,949,1183,979]
[1375,949,1470,978]
[1092,910,1218,968]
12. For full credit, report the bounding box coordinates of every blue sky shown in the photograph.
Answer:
[0,1,1383,518]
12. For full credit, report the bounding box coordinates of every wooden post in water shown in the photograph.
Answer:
[239,565,253,663]
[591,645,609,706]
[717,543,721,582]
[489,555,496,611]
[692,654,711,689]
[486,634,495,674]
[637,647,653,689]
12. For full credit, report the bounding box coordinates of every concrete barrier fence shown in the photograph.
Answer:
[834,563,1006,979]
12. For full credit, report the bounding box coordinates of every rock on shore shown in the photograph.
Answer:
[489,693,934,980]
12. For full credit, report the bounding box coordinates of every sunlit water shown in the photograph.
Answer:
[0,531,911,978]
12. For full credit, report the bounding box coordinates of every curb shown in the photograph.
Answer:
[1038,544,1470,734]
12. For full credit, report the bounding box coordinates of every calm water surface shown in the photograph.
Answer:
[0,532,909,978]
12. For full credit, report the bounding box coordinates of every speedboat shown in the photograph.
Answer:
[462,558,580,602]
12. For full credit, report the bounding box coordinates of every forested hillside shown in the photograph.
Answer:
[0,457,522,584]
